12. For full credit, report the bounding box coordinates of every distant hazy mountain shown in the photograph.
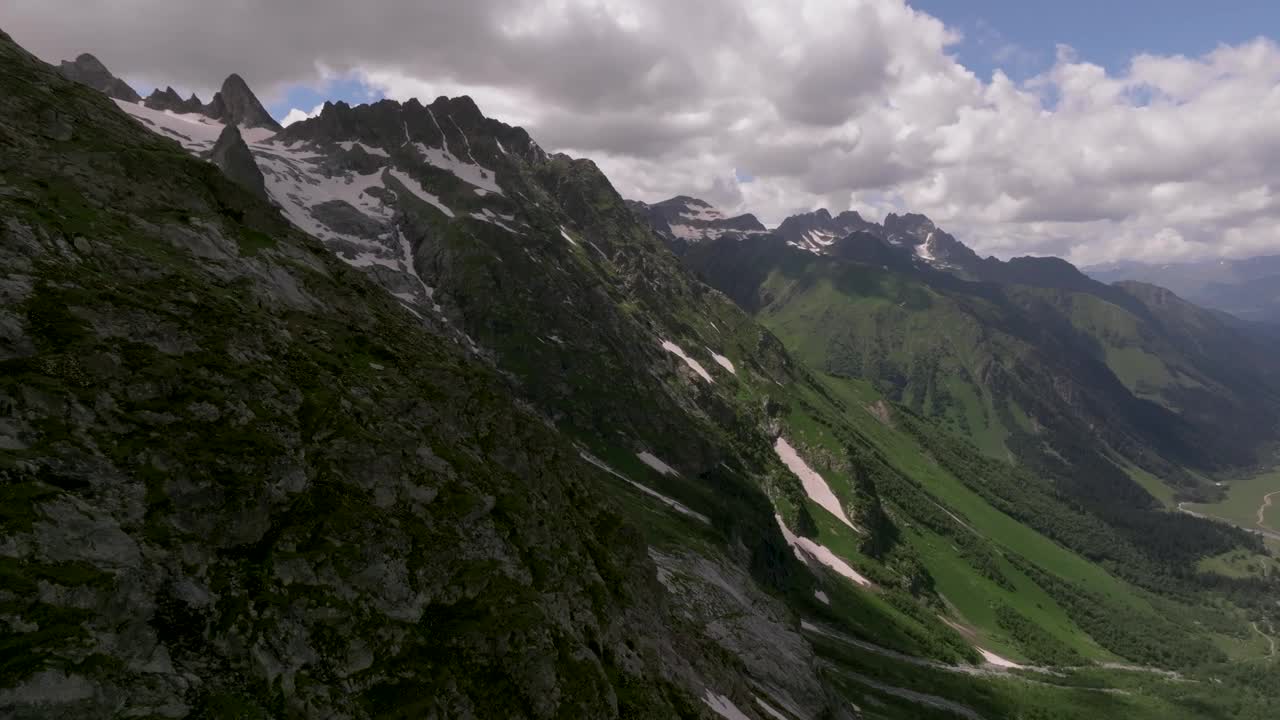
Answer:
[1086,256,1280,324]
[626,195,768,252]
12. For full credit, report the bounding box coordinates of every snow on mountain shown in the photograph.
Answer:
[628,196,768,249]
[110,75,545,324]
[768,208,982,272]
[774,209,877,254]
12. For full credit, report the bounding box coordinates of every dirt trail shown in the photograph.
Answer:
[1257,491,1280,530]
[1252,621,1277,659]
[1177,501,1280,541]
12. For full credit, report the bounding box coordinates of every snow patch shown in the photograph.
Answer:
[661,340,714,383]
[754,696,790,720]
[343,252,400,270]
[785,240,823,255]
[337,140,389,157]
[559,226,579,246]
[702,691,751,720]
[814,589,830,605]
[412,142,503,195]
[388,169,455,218]
[469,209,521,234]
[773,437,857,530]
[776,516,872,587]
[915,232,936,262]
[708,348,736,375]
[636,451,679,477]
[579,451,709,524]
[668,222,708,241]
[978,648,1023,669]
[680,204,725,221]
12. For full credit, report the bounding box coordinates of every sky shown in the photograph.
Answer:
[4,0,1280,265]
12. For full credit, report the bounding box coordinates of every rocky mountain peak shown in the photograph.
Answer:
[275,94,539,169]
[71,52,108,73]
[209,123,268,201]
[56,51,141,103]
[775,207,879,253]
[883,212,936,238]
[144,86,205,114]
[206,72,282,131]
[628,195,768,250]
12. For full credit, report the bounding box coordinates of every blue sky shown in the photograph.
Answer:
[268,74,384,123]
[911,0,1280,80]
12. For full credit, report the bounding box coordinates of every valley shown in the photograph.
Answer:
[1183,468,1280,536]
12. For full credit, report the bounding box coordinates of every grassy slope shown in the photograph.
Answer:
[780,374,1140,660]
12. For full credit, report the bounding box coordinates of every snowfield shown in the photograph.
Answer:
[773,437,858,531]
[113,99,275,151]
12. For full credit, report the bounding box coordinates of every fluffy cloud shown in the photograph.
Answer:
[280,104,324,127]
[4,0,1279,263]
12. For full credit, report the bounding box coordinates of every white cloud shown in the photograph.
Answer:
[280,103,324,127]
[6,0,1280,262]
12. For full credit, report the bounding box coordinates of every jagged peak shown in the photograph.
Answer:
[208,72,281,131]
[69,52,108,71]
[666,195,714,208]
[276,92,541,167]
[57,50,141,103]
[884,211,936,231]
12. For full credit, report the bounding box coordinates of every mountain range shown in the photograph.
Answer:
[1087,256,1280,326]
[5,30,1280,720]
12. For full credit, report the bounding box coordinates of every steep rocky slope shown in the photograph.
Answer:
[0,29,805,719]
[55,53,140,103]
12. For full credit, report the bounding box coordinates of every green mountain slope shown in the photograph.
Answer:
[683,233,1277,568]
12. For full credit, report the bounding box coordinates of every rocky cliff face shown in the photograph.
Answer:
[208,124,268,200]
[55,53,141,103]
[144,86,207,115]
[141,74,282,131]
[205,73,283,131]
